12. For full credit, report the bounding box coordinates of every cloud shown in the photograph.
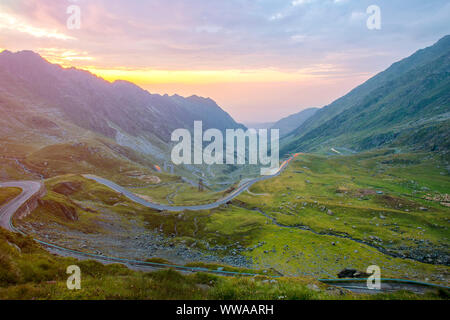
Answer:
[1,0,449,71]
[0,12,75,40]
[290,34,307,43]
[350,11,366,21]
[0,0,449,121]
[37,47,93,66]
[292,0,315,6]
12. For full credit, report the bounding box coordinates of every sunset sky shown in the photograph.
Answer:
[0,0,449,122]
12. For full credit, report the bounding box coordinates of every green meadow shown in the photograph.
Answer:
[1,150,449,299]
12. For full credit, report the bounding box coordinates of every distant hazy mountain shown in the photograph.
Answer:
[244,122,274,130]
[270,108,318,137]
[0,50,244,156]
[281,35,450,154]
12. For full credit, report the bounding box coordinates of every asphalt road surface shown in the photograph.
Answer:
[3,156,446,293]
[0,181,42,231]
[83,155,298,212]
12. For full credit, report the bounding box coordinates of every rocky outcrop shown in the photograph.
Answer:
[14,182,46,220]
[36,198,78,222]
[338,268,370,279]
[52,181,82,196]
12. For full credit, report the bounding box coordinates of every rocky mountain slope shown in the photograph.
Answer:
[281,35,450,155]
[0,50,244,156]
[0,50,249,182]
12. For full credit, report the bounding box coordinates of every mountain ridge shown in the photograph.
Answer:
[281,35,450,154]
[0,49,245,141]
[270,107,318,137]
[0,49,250,182]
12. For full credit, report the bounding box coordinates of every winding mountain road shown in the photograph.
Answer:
[83,155,298,211]
[0,155,298,232]
[0,181,43,231]
[0,155,299,276]
[1,153,448,292]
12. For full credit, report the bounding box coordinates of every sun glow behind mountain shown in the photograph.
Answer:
[82,67,325,84]
[1,0,449,121]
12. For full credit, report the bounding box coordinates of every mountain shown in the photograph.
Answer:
[0,50,249,182]
[244,122,274,130]
[0,50,244,157]
[270,108,318,137]
[281,35,450,155]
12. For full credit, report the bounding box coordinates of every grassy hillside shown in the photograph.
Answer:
[271,108,318,137]
[238,151,449,269]
[0,50,251,187]
[281,35,450,155]
[12,151,450,287]
[0,187,21,206]
[0,228,446,300]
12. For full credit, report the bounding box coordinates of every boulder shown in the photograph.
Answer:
[337,268,370,278]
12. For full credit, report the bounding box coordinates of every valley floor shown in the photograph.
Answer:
[1,149,449,299]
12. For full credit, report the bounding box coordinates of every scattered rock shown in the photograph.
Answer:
[337,268,370,278]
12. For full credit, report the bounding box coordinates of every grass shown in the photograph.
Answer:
[0,228,447,300]
[130,180,236,205]
[183,262,280,276]
[138,205,268,251]
[237,151,449,263]
[7,150,450,298]
[242,222,448,281]
[16,174,156,238]
[134,151,449,283]
[0,187,21,206]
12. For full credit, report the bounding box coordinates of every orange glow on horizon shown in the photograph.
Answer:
[32,50,372,122]
[36,50,341,85]
[80,66,322,85]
